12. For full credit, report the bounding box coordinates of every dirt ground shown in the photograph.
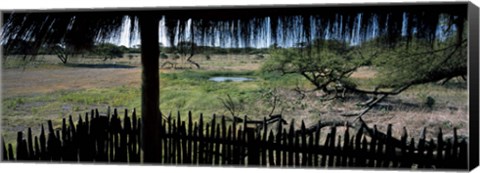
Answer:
[0,55,470,144]
[2,67,142,98]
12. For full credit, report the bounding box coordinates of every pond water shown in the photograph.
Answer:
[209,77,254,82]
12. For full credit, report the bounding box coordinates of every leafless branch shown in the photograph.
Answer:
[267,92,279,116]
[219,94,237,117]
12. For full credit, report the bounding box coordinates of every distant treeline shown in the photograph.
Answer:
[164,46,271,55]
[2,39,272,57]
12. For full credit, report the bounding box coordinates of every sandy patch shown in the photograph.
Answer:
[2,67,142,98]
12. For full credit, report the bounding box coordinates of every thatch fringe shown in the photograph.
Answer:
[1,3,468,54]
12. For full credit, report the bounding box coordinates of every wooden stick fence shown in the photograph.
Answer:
[1,108,468,170]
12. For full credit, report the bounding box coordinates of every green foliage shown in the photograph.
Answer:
[3,39,40,55]
[176,41,197,55]
[425,96,436,109]
[127,44,141,53]
[159,70,260,117]
[4,98,25,109]
[93,43,124,59]
[58,86,140,107]
[261,39,361,91]
[261,35,467,101]
[365,36,467,88]
[162,45,270,55]
[415,89,437,109]
[160,52,169,59]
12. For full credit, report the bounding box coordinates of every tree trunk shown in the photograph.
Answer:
[139,15,161,163]
[186,55,200,69]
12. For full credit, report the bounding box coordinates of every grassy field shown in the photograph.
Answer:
[1,53,468,145]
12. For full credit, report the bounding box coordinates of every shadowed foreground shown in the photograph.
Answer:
[1,108,468,171]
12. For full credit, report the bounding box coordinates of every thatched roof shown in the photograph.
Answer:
[1,3,468,53]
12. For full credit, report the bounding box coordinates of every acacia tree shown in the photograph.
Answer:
[262,39,364,99]
[367,38,467,89]
[263,34,467,118]
[50,43,74,64]
[93,43,124,61]
[176,41,200,68]
[1,4,469,163]
[2,39,38,60]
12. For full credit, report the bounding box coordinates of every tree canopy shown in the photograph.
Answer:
[93,43,124,60]
[366,36,467,88]
[262,35,467,95]
[262,39,363,95]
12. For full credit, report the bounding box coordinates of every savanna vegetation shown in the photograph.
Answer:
[1,4,470,162]
[2,33,468,148]
[157,35,468,143]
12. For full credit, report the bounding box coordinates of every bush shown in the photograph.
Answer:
[425,96,435,109]
[160,52,169,59]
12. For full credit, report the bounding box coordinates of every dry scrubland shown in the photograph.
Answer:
[1,54,468,145]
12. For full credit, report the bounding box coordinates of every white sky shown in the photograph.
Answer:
[111,2,470,48]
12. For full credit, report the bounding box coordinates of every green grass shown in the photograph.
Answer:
[159,70,311,121]
[2,57,62,69]
[160,70,267,119]
[2,54,143,69]
[1,68,293,145]
[58,86,140,107]
[1,53,469,147]
[1,86,141,144]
